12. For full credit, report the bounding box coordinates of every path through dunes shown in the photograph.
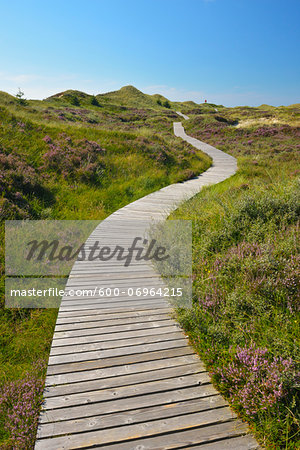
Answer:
[35,118,259,449]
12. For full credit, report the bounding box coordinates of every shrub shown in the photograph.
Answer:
[91,96,100,107]
[0,147,49,218]
[0,361,46,449]
[70,95,80,106]
[15,88,27,106]
[42,135,106,184]
[212,345,297,418]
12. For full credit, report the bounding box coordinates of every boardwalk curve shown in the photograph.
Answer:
[35,117,259,449]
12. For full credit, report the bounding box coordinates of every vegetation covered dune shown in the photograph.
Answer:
[171,105,300,448]
[0,86,299,448]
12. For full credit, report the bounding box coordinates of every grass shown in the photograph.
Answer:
[169,105,300,448]
[0,88,211,448]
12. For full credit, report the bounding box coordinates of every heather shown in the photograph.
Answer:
[170,105,300,447]
[0,361,46,448]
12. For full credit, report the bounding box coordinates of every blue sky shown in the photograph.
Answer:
[0,0,299,106]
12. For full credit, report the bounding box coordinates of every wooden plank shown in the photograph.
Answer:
[59,298,170,307]
[52,325,179,346]
[69,271,159,282]
[50,331,183,355]
[45,362,205,397]
[189,435,260,449]
[45,354,202,386]
[46,347,195,376]
[82,421,250,450]
[44,363,205,397]
[56,306,171,318]
[55,314,174,330]
[53,319,177,337]
[57,310,172,323]
[37,396,228,439]
[35,408,236,449]
[58,302,168,311]
[43,372,211,410]
[48,339,188,366]
[55,309,172,323]
[69,267,156,274]
[39,385,219,424]
[52,326,177,340]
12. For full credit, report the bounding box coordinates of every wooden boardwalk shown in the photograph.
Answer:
[35,119,259,449]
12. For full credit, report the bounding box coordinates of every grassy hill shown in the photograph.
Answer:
[97,85,168,109]
[48,85,172,110]
[47,85,223,112]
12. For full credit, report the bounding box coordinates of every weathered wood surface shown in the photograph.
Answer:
[35,118,259,449]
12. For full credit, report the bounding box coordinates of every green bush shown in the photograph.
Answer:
[91,95,100,106]
[70,95,80,106]
[15,88,27,106]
